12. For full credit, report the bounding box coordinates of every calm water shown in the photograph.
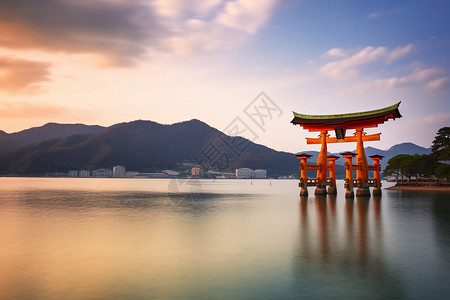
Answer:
[1,178,449,300]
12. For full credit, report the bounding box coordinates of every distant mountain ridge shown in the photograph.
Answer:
[0,123,106,152]
[0,120,431,176]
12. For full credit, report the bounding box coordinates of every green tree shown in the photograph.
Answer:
[416,154,438,180]
[384,154,415,182]
[436,164,450,179]
[431,127,450,163]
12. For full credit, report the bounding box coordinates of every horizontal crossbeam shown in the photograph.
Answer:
[306,133,381,144]
[306,165,321,170]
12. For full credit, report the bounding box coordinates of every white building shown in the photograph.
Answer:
[79,170,90,177]
[93,168,112,177]
[126,171,139,178]
[113,165,126,178]
[236,168,267,178]
[253,169,267,179]
[236,168,253,178]
[69,170,78,177]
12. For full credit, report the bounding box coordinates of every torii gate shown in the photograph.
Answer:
[291,102,402,197]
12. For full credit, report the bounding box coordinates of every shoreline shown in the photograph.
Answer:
[386,184,450,192]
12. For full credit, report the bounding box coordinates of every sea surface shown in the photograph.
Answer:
[1,177,449,299]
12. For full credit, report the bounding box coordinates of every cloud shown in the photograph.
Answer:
[156,0,279,57]
[215,0,278,34]
[386,44,414,64]
[426,77,450,92]
[0,0,279,66]
[341,67,445,95]
[0,56,52,94]
[423,112,450,124]
[320,44,413,80]
[323,48,348,58]
[0,101,85,119]
[152,0,223,19]
[0,0,166,66]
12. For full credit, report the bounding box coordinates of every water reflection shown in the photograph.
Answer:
[296,194,404,299]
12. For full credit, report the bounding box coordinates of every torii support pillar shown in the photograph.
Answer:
[370,155,384,196]
[355,129,370,197]
[315,130,328,195]
[342,152,357,198]
[296,153,312,196]
[327,155,339,194]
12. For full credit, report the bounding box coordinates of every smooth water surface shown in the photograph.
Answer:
[0,178,449,299]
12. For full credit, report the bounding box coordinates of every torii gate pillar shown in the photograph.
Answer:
[355,129,370,196]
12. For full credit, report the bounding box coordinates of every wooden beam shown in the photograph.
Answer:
[306,165,321,170]
[306,133,381,144]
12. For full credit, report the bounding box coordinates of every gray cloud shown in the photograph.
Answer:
[0,0,166,66]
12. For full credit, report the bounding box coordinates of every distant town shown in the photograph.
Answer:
[48,166,271,179]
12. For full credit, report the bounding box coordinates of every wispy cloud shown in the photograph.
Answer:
[0,56,51,94]
[322,48,348,58]
[0,101,86,119]
[426,77,450,92]
[320,44,413,80]
[340,67,445,96]
[215,0,278,34]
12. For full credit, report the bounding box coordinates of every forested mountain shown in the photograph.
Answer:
[0,123,106,152]
[0,119,299,177]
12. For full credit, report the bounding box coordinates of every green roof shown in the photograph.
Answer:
[292,102,401,120]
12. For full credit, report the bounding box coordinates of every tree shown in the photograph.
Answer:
[416,154,438,180]
[436,164,450,180]
[384,154,414,182]
[431,127,450,163]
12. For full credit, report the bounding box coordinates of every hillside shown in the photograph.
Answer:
[0,119,300,177]
[0,123,106,152]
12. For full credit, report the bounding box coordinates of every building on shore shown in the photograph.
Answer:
[79,170,90,177]
[236,168,267,179]
[93,168,112,178]
[236,168,253,178]
[253,169,267,179]
[113,165,126,178]
[126,171,139,178]
[191,167,203,176]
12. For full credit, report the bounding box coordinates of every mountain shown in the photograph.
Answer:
[0,123,106,152]
[0,119,300,177]
[0,120,432,177]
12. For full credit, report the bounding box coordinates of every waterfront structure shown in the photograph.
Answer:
[235,168,267,179]
[236,168,253,178]
[253,169,267,179]
[113,165,126,178]
[291,102,401,197]
[126,171,139,178]
[79,170,90,177]
[191,167,203,176]
[93,168,112,178]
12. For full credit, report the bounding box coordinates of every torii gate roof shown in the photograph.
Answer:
[291,102,402,131]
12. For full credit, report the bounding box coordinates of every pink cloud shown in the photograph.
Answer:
[215,0,278,34]
[320,44,414,80]
[341,67,445,95]
[426,77,450,92]
[0,56,51,94]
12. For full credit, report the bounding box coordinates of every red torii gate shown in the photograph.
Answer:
[291,102,402,197]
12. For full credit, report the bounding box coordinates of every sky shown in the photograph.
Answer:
[0,0,449,153]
